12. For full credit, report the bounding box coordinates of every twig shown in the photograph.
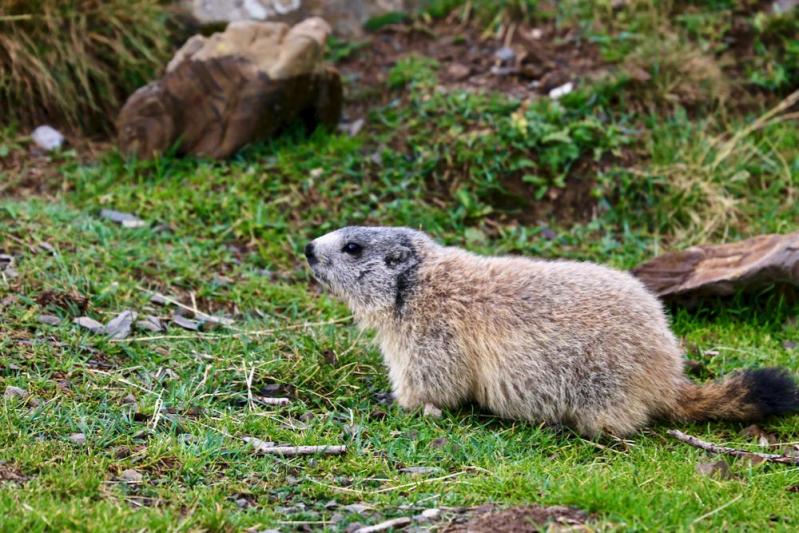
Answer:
[244,361,255,410]
[253,445,346,456]
[353,517,413,533]
[667,430,799,465]
[143,289,236,328]
[112,316,353,343]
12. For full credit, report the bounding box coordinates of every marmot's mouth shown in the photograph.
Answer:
[309,268,330,288]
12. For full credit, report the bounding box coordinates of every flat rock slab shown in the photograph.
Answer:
[631,232,799,299]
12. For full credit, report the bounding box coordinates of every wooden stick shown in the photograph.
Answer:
[667,430,799,465]
[353,517,412,533]
[255,445,346,456]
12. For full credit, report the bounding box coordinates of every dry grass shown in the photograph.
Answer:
[623,34,730,110]
[0,0,181,134]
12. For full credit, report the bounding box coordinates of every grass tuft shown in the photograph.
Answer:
[0,0,182,134]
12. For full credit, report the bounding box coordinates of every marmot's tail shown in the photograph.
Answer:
[673,368,799,422]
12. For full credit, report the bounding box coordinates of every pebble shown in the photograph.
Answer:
[31,125,64,151]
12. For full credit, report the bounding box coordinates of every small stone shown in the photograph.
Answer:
[135,316,164,333]
[235,497,249,508]
[38,314,61,326]
[105,310,137,340]
[539,227,557,240]
[4,386,28,400]
[343,503,373,514]
[100,209,147,229]
[696,460,733,480]
[347,118,366,137]
[549,82,574,99]
[122,393,137,405]
[418,508,441,521]
[68,433,86,445]
[430,437,448,449]
[242,436,275,453]
[494,46,515,64]
[783,340,797,350]
[31,125,64,151]
[446,63,471,81]
[73,316,105,334]
[120,469,143,483]
[171,314,201,331]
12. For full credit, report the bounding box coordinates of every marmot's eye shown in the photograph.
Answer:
[342,242,363,255]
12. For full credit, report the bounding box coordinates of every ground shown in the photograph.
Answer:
[2,1,799,531]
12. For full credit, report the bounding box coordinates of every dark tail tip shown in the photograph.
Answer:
[743,367,799,418]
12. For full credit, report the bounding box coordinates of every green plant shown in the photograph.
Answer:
[747,10,799,91]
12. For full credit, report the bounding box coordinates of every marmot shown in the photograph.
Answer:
[305,226,799,436]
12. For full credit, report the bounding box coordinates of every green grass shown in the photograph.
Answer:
[2,0,799,530]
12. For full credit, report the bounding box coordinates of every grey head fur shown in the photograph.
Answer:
[305,226,432,319]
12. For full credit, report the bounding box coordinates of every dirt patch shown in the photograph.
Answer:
[0,136,109,199]
[338,19,605,117]
[36,289,90,313]
[444,504,591,532]
[0,463,29,485]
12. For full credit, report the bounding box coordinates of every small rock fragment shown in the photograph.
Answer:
[31,125,65,151]
[68,433,86,445]
[447,63,471,81]
[73,316,105,334]
[343,503,374,514]
[4,386,29,400]
[494,47,515,64]
[105,310,137,340]
[120,469,143,483]
[430,437,448,449]
[171,314,201,331]
[339,118,364,136]
[135,316,164,332]
[122,393,137,405]
[418,508,441,521]
[783,340,797,350]
[100,209,147,229]
[242,436,275,453]
[549,81,574,99]
[38,314,62,326]
[696,459,733,480]
[150,293,171,306]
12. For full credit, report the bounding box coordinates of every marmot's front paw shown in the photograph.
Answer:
[423,403,442,418]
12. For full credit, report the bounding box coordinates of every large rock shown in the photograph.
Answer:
[632,232,799,300]
[181,0,418,37]
[117,17,342,159]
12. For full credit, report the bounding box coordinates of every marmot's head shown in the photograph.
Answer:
[305,226,431,318]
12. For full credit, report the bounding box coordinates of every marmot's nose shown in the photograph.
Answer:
[304,242,317,264]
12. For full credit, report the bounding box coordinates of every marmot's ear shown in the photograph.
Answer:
[384,245,412,268]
